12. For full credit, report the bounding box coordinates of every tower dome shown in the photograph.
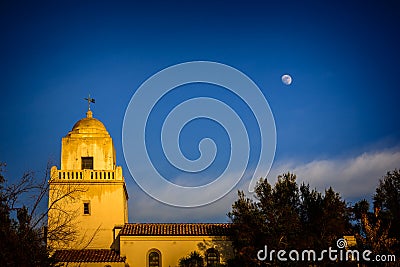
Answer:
[61,109,115,170]
[67,110,110,137]
[71,110,108,134]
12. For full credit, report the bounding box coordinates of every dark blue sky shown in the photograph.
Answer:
[1,1,399,222]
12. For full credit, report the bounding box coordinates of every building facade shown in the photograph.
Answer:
[48,109,233,266]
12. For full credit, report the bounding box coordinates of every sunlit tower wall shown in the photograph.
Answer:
[47,110,128,250]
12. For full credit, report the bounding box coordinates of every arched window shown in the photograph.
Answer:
[148,249,161,267]
[205,248,219,267]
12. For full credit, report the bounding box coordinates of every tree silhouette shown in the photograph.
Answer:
[374,169,400,247]
[228,172,352,266]
[179,251,204,267]
[0,162,87,266]
[353,169,400,257]
[0,162,53,266]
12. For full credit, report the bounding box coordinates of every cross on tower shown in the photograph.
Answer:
[84,94,95,111]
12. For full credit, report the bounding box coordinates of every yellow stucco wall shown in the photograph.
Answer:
[61,111,116,171]
[48,111,128,250]
[61,136,116,170]
[119,235,233,267]
[48,178,128,249]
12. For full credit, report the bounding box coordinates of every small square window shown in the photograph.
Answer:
[83,202,90,215]
[81,157,93,170]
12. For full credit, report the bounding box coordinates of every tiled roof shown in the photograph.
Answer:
[119,223,232,236]
[53,249,125,263]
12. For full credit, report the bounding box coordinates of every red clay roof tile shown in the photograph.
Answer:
[53,249,125,263]
[119,223,232,236]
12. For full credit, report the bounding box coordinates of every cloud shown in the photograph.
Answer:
[127,170,252,223]
[267,148,400,201]
[126,148,400,222]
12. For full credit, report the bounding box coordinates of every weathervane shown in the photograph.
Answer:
[84,94,95,111]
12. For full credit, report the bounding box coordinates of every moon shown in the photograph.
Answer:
[281,74,292,85]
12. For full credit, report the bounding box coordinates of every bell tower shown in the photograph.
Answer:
[47,103,128,250]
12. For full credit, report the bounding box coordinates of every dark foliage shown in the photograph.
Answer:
[353,169,400,258]
[228,172,353,266]
[179,251,205,267]
[0,163,55,266]
[374,169,400,244]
